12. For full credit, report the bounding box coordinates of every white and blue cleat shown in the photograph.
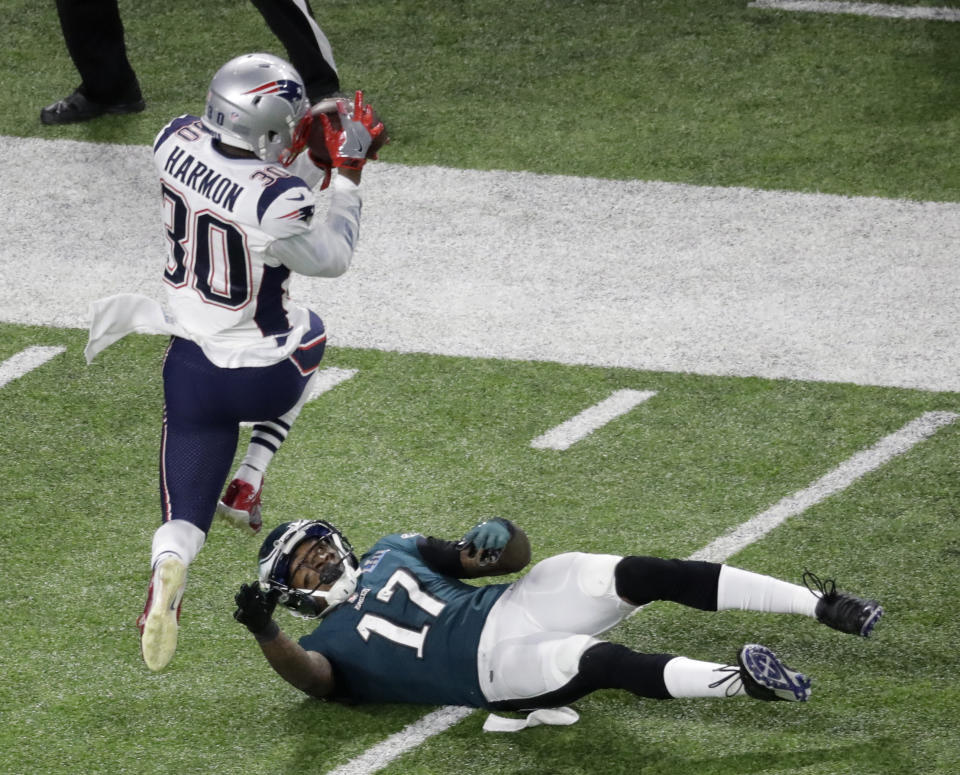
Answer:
[738,644,812,702]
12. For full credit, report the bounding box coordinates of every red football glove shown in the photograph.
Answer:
[320,91,385,170]
[306,150,333,190]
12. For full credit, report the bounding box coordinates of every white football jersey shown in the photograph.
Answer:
[152,115,361,368]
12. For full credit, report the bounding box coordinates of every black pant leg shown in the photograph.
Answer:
[249,0,340,99]
[489,643,676,711]
[55,0,142,103]
[614,556,723,610]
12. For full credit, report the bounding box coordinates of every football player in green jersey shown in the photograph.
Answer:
[235,517,881,718]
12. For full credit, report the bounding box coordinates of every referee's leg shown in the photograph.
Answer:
[249,0,340,99]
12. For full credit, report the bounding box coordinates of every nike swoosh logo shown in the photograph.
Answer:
[289,193,306,201]
[342,135,365,156]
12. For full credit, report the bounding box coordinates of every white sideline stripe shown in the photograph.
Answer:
[307,367,358,401]
[6,136,960,393]
[240,367,356,427]
[748,0,960,21]
[323,706,474,775]
[324,409,957,774]
[689,410,959,563]
[530,390,658,450]
[0,346,66,389]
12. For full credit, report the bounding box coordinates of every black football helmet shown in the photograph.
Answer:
[257,519,359,618]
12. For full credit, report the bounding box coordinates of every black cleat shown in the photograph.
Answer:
[804,571,883,638]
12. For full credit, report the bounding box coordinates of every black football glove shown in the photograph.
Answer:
[234,582,280,635]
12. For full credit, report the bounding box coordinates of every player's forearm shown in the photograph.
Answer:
[255,622,334,698]
[269,177,361,276]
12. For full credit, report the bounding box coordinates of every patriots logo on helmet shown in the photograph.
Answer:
[244,80,304,104]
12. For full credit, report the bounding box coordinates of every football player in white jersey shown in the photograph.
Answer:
[93,52,385,672]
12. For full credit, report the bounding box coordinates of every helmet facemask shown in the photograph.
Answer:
[278,111,313,167]
[258,519,359,618]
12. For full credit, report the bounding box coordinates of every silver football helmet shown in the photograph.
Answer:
[202,52,310,164]
[258,519,359,618]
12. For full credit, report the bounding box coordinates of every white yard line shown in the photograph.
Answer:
[4,136,960,392]
[323,409,957,774]
[308,367,358,401]
[241,367,357,427]
[689,410,959,561]
[748,1,960,21]
[0,346,66,389]
[530,390,658,450]
[324,707,474,775]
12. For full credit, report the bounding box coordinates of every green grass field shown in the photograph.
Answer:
[5,0,960,199]
[2,325,959,775]
[3,1,960,774]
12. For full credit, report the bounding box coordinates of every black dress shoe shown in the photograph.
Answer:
[40,88,146,125]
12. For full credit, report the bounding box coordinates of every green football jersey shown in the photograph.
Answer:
[299,533,510,707]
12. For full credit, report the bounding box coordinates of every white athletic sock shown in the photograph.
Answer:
[662,656,746,698]
[235,372,317,487]
[716,565,818,618]
[151,519,206,569]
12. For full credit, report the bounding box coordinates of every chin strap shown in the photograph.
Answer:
[318,561,360,613]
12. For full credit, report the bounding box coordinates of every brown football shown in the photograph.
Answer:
[305,97,342,166]
[306,96,387,165]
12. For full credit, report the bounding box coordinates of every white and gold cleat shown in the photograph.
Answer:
[137,556,187,671]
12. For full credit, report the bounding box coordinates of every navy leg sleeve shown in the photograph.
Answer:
[159,337,312,532]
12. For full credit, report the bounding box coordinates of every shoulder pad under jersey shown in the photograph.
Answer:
[153,115,202,153]
[257,175,316,236]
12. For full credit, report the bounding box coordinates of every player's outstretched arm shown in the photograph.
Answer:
[234,582,335,698]
[256,626,335,699]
